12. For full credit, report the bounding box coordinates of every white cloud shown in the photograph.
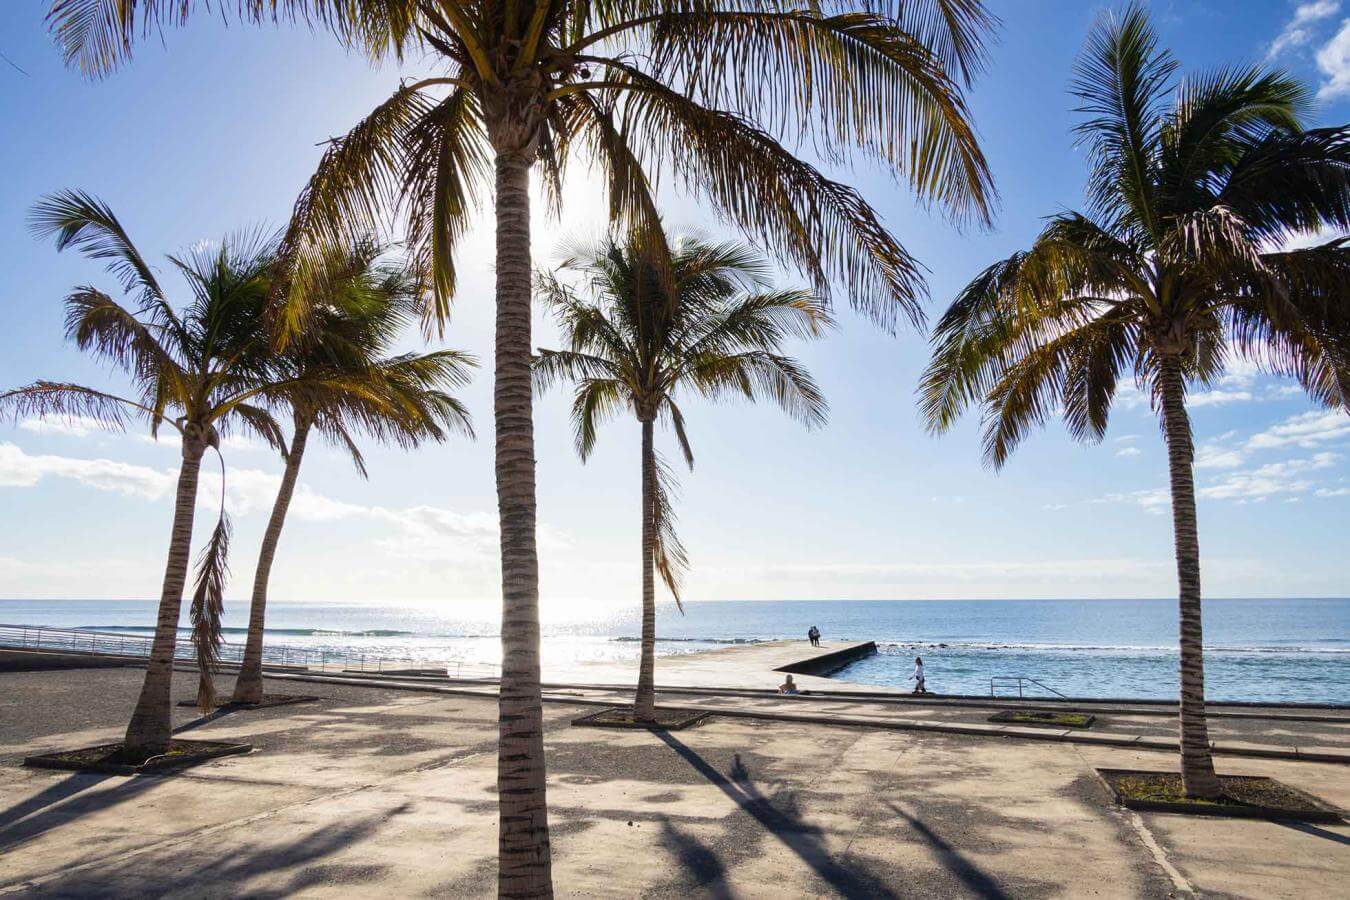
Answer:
[1198,452,1341,501]
[1316,486,1350,496]
[1102,487,1172,514]
[1188,389,1253,408]
[0,442,174,498]
[18,417,124,439]
[1269,1,1341,58]
[1317,18,1350,98]
[0,442,520,566]
[1247,410,1350,449]
[1195,445,1245,470]
[1115,446,1142,457]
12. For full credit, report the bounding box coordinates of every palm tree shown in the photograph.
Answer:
[920,5,1350,799]
[231,241,476,705]
[48,2,996,890]
[536,230,830,721]
[0,192,392,755]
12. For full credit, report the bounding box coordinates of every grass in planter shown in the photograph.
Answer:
[573,707,711,730]
[988,710,1095,728]
[1101,770,1343,821]
[176,694,319,710]
[26,739,251,774]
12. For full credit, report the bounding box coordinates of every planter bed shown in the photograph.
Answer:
[176,694,319,710]
[989,709,1095,729]
[572,707,711,731]
[1097,768,1343,821]
[24,739,252,775]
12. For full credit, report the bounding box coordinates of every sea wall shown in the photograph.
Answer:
[0,648,142,671]
[775,641,877,677]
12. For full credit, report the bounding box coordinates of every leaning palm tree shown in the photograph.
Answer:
[231,241,476,705]
[0,191,392,756]
[48,2,996,889]
[921,5,1350,799]
[536,230,830,721]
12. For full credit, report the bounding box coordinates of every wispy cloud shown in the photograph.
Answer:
[1269,1,1340,58]
[0,441,523,565]
[0,442,173,498]
[1317,17,1350,98]
[1247,410,1350,449]
[1115,446,1142,457]
[1198,451,1341,501]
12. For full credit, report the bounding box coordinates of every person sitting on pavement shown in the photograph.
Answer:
[779,674,802,695]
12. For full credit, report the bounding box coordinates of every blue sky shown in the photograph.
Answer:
[1,1,1348,613]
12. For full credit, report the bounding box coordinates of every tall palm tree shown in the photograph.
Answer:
[536,230,830,721]
[920,5,1350,799]
[0,192,391,755]
[231,241,476,705]
[48,2,996,890]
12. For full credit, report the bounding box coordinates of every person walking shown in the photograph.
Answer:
[909,657,927,694]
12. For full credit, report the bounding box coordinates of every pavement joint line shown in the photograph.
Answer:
[255,671,1350,765]
[1125,809,1196,896]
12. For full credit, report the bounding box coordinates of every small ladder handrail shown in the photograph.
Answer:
[990,675,1067,698]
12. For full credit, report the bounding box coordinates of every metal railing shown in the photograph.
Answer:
[990,675,1066,699]
[0,623,499,680]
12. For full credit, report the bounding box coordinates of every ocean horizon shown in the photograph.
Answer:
[3,596,1347,704]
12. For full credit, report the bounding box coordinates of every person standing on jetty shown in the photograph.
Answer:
[910,657,927,694]
[807,626,820,646]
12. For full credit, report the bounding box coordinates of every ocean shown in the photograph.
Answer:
[2,597,1346,704]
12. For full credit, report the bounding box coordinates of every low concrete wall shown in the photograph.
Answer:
[0,648,142,671]
[775,641,877,677]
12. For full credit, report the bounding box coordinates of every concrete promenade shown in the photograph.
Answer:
[2,661,1348,898]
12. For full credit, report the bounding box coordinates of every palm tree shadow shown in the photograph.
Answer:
[885,802,1010,899]
[654,731,898,898]
[1273,820,1350,846]
[658,820,734,899]
[27,802,406,897]
[0,771,161,853]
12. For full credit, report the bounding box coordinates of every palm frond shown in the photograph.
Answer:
[190,463,231,713]
[0,381,158,432]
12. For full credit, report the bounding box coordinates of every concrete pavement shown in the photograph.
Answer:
[2,668,1347,898]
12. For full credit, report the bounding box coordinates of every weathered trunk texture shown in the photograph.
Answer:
[1158,355,1222,800]
[123,431,207,753]
[634,417,657,721]
[232,418,311,705]
[493,148,553,898]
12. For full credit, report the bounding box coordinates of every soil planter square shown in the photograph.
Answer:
[989,710,1096,729]
[24,739,252,775]
[1096,769,1344,822]
[572,707,711,731]
[176,694,320,710]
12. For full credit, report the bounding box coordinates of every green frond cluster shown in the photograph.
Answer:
[922,3,1350,468]
[536,224,831,597]
[55,2,997,336]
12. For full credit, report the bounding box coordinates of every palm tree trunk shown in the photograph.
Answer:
[232,417,311,705]
[634,418,658,721]
[492,147,553,898]
[1158,355,1222,800]
[123,431,207,754]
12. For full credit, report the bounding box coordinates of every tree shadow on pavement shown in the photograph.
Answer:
[886,802,1010,899]
[0,771,158,855]
[16,802,407,897]
[658,819,735,899]
[655,731,899,898]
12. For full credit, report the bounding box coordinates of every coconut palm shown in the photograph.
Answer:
[0,191,394,755]
[49,2,996,889]
[920,5,1350,799]
[231,241,476,705]
[536,230,830,721]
